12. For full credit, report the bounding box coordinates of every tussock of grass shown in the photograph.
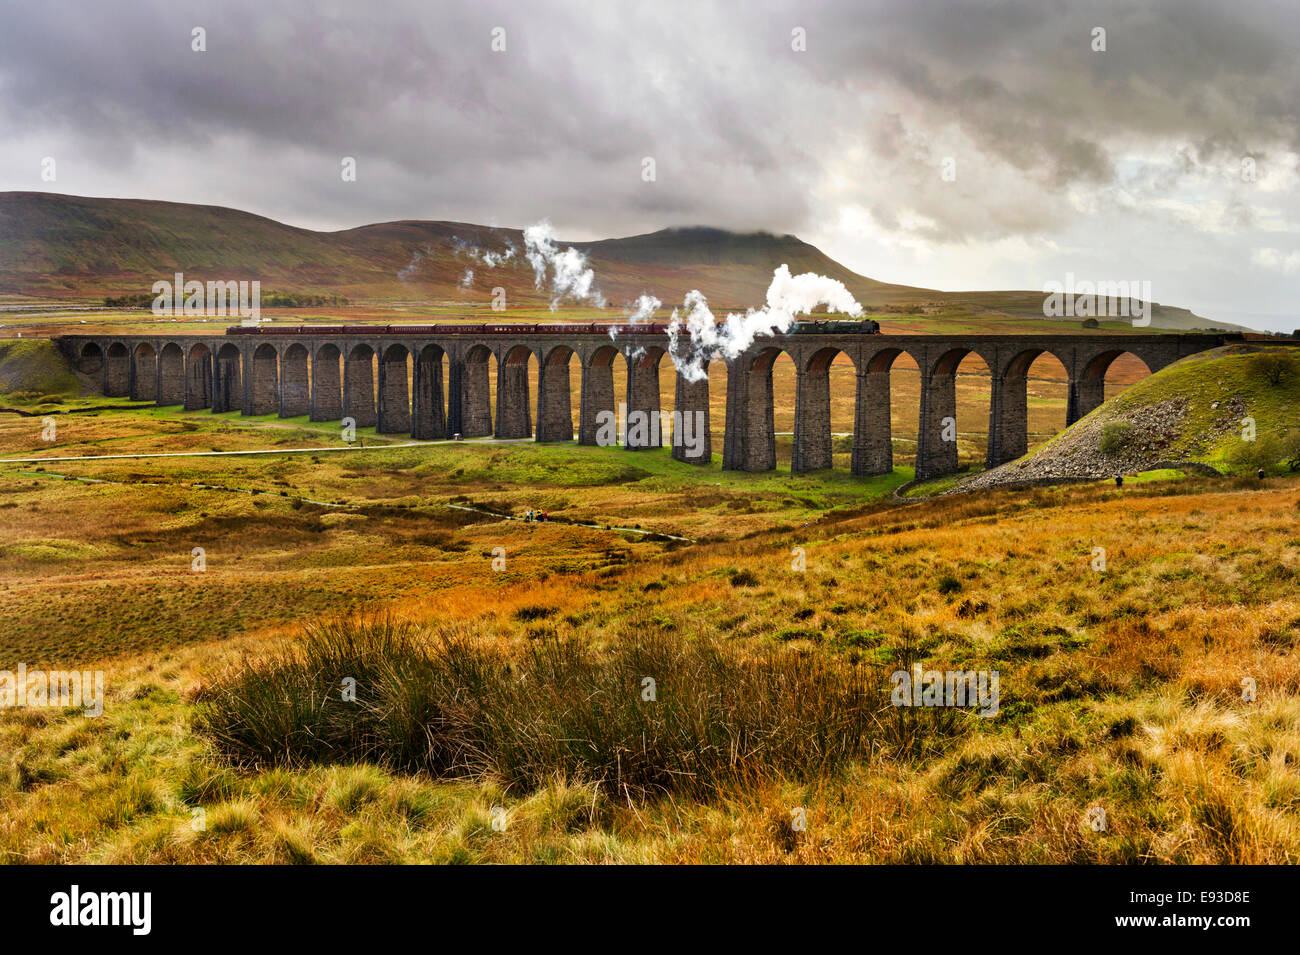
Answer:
[194,617,900,800]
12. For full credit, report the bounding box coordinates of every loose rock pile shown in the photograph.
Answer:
[959,397,1205,491]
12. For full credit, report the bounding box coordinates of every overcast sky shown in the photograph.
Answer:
[1,0,1296,329]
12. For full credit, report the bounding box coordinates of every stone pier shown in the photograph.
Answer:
[536,347,574,442]
[343,345,376,428]
[671,368,711,464]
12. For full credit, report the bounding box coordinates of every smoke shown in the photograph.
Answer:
[397,244,435,281]
[608,293,661,341]
[667,265,864,382]
[401,237,515,284]
[455,236,517,268]
[480,247,515,267]
[524,220,606,311]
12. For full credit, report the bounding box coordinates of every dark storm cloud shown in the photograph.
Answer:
[0,0,1296,249]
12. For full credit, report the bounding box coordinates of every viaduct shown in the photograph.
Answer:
[56,328,1238,481]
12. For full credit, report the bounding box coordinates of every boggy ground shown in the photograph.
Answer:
[1,407,1298,862]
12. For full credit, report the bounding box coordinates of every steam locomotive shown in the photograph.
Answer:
[224,318,880,336]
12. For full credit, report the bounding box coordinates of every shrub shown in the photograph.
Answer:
[1098,421,1134,456]
[1250,352,1297,386]
[1226,435,1284,475]
[1286,431,1300,472]
[729,569,760,587]
[194,617,901,800]
[937,575,962,595]
[513,605,555,622]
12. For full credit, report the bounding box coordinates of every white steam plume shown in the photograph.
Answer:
[523,220,606,311]
[667,265,864,382]
[609,293,661,341]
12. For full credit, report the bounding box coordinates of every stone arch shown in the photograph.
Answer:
[344,343,377,428]
[916,346,991,480]
[377,343,411,433]
[1072,350,1152,423]
[249,342,279,415]
[157,342,185,406]
[77,341,104,378]
[104,342,130,396]
[989,348,1071,466]
[724,346,792,471]
[536,344,576,443]
[213,343,242,412]
[866,347,921,374]
[311,343,342,421]
[280,343,310,417]
[793,346,858,473]
[185,343,212,409]
[131,342,157,401]
[853,346,921,476]
[413,344,446,439]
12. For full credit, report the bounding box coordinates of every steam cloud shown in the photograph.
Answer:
[609,293,662,341]
[667,265,864,382]
[524,221,606,311]
[409,222,863,381]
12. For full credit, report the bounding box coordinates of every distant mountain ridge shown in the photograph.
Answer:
[0,192,1233,329]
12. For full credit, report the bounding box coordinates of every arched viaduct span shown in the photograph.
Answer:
[57,328,1237,481]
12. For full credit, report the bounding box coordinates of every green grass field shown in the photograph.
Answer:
[1,335,1298,864]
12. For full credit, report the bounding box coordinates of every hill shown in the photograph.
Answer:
[962,345,1300,488]
[0,192,1232,328]
[0,339,81,398]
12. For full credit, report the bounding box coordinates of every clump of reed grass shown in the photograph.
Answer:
[194,616,917,800]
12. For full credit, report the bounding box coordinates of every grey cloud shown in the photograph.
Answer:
[0,0,1296,318]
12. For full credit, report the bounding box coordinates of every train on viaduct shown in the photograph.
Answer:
[56,322,1238,481]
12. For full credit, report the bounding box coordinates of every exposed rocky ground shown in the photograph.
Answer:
[959,396,1228,491]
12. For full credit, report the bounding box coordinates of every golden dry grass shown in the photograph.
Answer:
[1,423,1297,862]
